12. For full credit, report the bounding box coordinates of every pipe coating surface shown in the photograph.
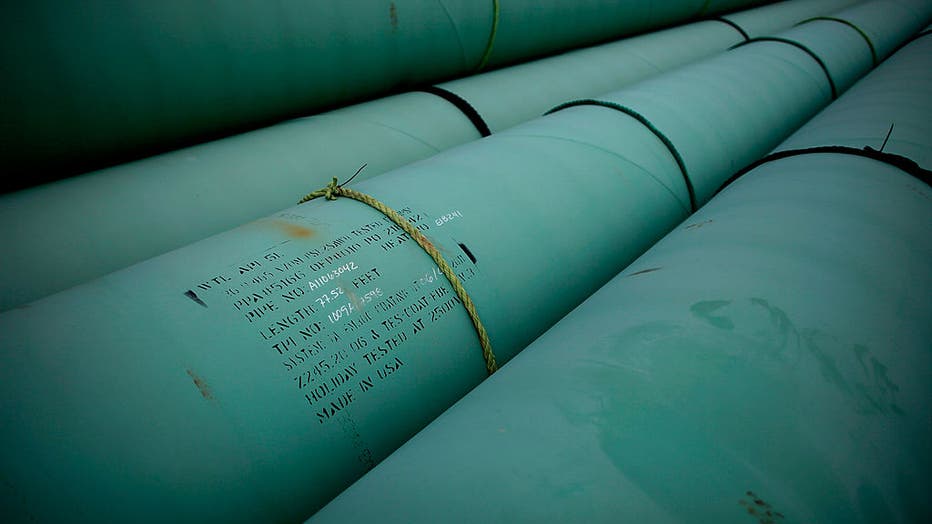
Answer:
[309,26,932,524]
[0,0,772,185]
[0,0,856,311]
[1,2,928,522]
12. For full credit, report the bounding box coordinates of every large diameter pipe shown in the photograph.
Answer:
[0,0,858,311]
[437,0,864,133]
[823,0,932,58]
[723,0,862,38]
[0,7,918,522]
[775,25,932,168]
[0,0,773,186]
[484,0,770,67]
[547,0,931,205]
[0,112,691,524]
[308,31,932,524]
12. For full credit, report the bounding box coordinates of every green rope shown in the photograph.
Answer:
[475,0,500,72]
[299,177,497,375]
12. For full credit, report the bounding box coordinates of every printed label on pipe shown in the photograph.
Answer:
[184,205,481,468]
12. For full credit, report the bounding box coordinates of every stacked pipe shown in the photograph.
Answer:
[309,27,932,524]
[0,0,861,311]
[0,0,773,186]
[2,1,928,521]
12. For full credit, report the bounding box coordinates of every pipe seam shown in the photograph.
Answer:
[418,86,492,137]
[545,99,697,211]
[716,145,932,195]
[795,16,878,65]
[731,36,838,99]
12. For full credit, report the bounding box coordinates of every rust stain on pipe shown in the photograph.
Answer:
[186,369,215,400]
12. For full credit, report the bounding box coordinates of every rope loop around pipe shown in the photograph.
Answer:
[795,16,878,66]
[715,145,932,196]
[730,37,838,100]
[475,0,500,72]
[546,99,697,211]
[419,86,492,137]
[299,176,498,375]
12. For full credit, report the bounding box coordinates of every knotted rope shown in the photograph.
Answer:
[300,176,497,375]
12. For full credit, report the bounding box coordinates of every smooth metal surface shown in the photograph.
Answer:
[309,28,932,524]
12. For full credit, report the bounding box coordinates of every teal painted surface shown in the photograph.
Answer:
[437,21,739,134]
[308,29,932,524]
[1,3,923,522]
[772,19,875,92]
[481,0,770,68]
[557,0,932,204]
[0,93,479,311]
[827,0,932,57]
[723,0,859,38]
[0,105,689,524]
[0,0,853,311]
[0,0,770,183]
[777,31,932,168]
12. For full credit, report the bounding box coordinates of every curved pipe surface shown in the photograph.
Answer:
[0,0,773,185]
[1,3,926,522]
[0,0,857,310]
[309,31,932,524]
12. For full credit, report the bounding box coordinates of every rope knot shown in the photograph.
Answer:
[295,169,497,375]
[298,177,342,204]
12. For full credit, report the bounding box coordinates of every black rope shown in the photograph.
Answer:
[716,145,931,195]
[418,86,492,137]
[795,17,877,65]
[546,99,696,211]
[709,17,750,42]
[731,37,837,99]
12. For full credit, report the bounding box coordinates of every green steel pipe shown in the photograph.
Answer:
[0,6,922,522]
[547,0,931,206]
[435,0,864,133]
[308,30,932,524]
[0,0,859,311]
[0,0,773,186]
[775,28,932,168]
[722,0,864,38]
[814,0,932,58]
